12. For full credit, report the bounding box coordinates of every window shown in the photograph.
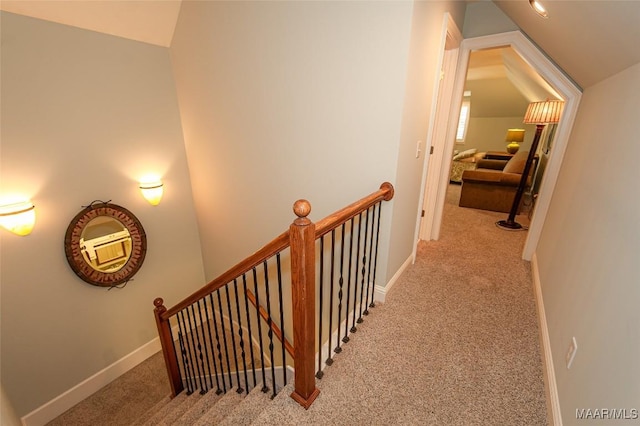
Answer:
[456,91,471,143]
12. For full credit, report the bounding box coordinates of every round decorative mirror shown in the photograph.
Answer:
[64,201,147,287]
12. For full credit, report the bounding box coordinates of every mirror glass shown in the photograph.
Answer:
[80,216,132,273]
[65,202,147,287]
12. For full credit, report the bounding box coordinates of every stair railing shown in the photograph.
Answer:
[154,182,394,409]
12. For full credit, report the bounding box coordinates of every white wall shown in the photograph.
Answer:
[0,12,205,417]
[169,1,417,285]
[386,1,465,278]
[462,1,517,38]
[536,62,640,423]
[463,117,537,153]
[1,386,20,426]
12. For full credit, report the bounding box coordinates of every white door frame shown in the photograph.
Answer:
[418,23,462,242]
[413,13,462,261]
[417,31,582,261]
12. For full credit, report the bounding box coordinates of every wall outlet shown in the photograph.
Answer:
[566,336,578,369]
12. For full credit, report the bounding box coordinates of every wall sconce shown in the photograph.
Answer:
[0,201,36,236]
[139,178,164,206]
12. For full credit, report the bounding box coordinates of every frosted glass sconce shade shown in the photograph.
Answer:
[0,201,36,236]
[139,180,164,205]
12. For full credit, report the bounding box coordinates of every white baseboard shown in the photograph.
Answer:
[21,337,163,426]
[374,254,412,303]
[531,253,563,426]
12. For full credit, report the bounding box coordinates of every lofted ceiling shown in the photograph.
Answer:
[1,0,638,88]
[493,0,640,88]
[0,0,182,47]
[465,46,560,118]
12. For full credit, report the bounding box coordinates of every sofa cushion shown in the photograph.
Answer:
[461,169,504,183]
[502,150,529,174]
[476,158,508,170]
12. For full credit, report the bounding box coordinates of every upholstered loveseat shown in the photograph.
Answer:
[449,149,486,183]
[458,150,534,213]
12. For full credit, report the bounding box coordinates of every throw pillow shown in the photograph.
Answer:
[452,148,477,161]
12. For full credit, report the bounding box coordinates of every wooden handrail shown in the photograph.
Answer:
[245,289,295,357]
[161,231,290,319]
[154,182,394,406]
[161,182,393,320]
[315,182,394,238]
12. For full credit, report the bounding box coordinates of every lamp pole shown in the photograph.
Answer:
[496,99,563,231]
[496,124,544,230]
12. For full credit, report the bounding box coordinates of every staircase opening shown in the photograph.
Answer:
[153,182,394,411]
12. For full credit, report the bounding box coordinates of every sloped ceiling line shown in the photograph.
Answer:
[501,48,561,102]
[0,0,182,47]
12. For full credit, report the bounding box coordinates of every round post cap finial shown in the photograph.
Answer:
[380,182,395,201]
[293,200,311,218]
[153,297,164,308]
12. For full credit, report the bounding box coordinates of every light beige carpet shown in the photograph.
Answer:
[253,184,546,425]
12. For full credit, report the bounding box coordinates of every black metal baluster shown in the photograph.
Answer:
[180,308,198,392]
[343,218,355,343]
[334,223,346,354]
[215,290,234,390]
[203,297,223,394]
[242,274,258,390]
[262,261,277,398]
[369,201,383,309]
[224,284,243,393]
[363,207,374,316]
[276,253,287,390]
[167,323,183,392]
[358,209,371,323]
[186,306,206,393]
[252,268,269,393]
[316,237,325,379]
[233,278,250,395]
[177,312,194,394]
[195,299,214,393]
[180,310,196,394]
[208,293,227,393]
[351,213,363,332]
[326,230,336,366]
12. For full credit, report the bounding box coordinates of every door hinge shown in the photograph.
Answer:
[430,146,434,155]
[421,210,425,217]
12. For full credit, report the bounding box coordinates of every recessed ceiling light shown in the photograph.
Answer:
[529,0,549,18]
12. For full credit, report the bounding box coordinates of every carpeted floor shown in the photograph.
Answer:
[253,184,545,425]
[48,184,547,425]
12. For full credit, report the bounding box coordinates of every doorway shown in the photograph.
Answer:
[416,31,582,261]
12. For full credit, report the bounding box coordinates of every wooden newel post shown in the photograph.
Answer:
[289,200,321,409]
[153,298,183,397]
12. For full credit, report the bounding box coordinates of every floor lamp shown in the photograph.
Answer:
[496,99,564,230]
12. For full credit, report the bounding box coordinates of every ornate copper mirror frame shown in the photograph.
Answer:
[64,202,147,287]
